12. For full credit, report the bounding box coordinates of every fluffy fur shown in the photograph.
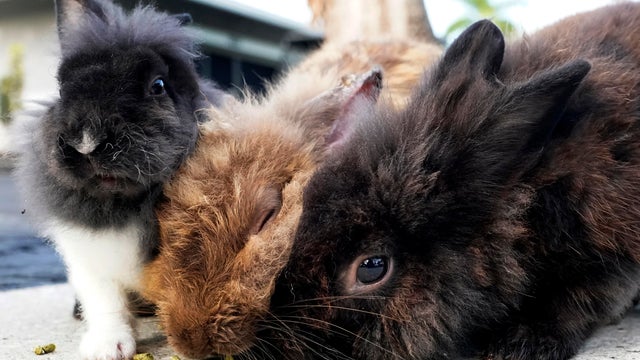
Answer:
[288,40,440,108]
[141,39,442,359]
[267,3,640,360]
[12,0,223,358]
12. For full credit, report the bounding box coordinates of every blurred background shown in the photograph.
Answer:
[0,0,630,291]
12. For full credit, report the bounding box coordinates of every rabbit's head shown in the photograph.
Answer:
[44,0,215,200]
[142,67,385,358]
[142,38,441,358]
[267,21,591,359]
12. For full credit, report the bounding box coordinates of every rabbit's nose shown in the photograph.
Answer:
[71,130,99,155]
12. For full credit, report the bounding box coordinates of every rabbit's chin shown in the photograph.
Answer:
[91,175,147,197]
[55,171,149,199]
[48,158,152,198]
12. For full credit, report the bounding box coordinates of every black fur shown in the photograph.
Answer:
[12,2,227,357]
[263,4,640,360]
[15,0,224,248]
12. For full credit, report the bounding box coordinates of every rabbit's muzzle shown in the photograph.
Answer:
[55,126,146,196]
[164,303,259,359]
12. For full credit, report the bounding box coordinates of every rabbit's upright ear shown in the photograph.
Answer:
[435,20,505,83]
[55,0,107,46]
[503,59,591,159]
[324,68,383,148]
[454,60,590,189]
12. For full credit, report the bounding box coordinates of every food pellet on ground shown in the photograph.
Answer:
[132,353,154,360]
[34,343,56,355]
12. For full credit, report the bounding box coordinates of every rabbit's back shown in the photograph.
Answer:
[262,4,640,360]
[505,3,640,261]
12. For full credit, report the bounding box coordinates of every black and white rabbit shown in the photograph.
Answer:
[266,2,640,360]
[12,0,224,358]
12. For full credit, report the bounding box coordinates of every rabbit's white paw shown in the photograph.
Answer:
[80,328,136,360]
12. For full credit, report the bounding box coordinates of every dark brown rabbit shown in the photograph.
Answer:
[266,3,640,360]
[141,39,442,359]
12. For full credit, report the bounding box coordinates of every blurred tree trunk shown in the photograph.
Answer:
[308,0,437,43]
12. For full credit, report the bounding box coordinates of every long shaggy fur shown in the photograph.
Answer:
[267,3,640,360]
[141,39,442,359]
[12,0,223,358]
[57,1,199,62]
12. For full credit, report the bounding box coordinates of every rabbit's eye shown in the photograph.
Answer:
[250,187,283,235]
[343,254,393,294]
[254,207,277,234]
[357,256,388,284]
[149,78,166,96]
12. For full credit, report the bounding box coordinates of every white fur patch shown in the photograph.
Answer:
[75,130,99,155]
[45,219,143,359]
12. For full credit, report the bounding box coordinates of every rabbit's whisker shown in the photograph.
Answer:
[112,149,123,161]
[278,316,401,359]
[284,294,389,305]
[261,312,348,360]
[260,312,308,355]
[282,304,402,322]
[260,322,339,360]
[134,164,142,182]
[255,337,282,360]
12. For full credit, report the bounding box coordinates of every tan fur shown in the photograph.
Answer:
[307,0,437,43]
[142,39,442,358]
[288,39,441,108]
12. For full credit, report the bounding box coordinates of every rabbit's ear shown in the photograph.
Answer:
[452,60,591,188]
[436,20,504,82]
[505,60,590,157]
[55,0,107,45]
[324,68,383,148]
[430,60,590,213]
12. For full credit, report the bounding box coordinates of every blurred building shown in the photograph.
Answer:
[0,0,323,104]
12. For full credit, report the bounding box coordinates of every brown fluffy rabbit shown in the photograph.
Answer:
[141,39,442,358]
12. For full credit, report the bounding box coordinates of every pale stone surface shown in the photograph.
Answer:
[0,283,177,360]
[575,308,640,360]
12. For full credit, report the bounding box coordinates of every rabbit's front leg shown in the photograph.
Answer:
[485,321,586,360]
[487,272,640,360]
[51,220,143,360]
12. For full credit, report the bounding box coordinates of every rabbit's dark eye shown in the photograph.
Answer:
[250,186,283,235]
[357,256,388,284]
[253,207,278,234]
[343,254,393,294]
[149,78,165,96]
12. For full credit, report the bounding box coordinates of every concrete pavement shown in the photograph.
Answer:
[0,283,177,360]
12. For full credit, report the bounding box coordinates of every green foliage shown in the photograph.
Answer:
[1,44,24,125]
[445,0,522,43]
